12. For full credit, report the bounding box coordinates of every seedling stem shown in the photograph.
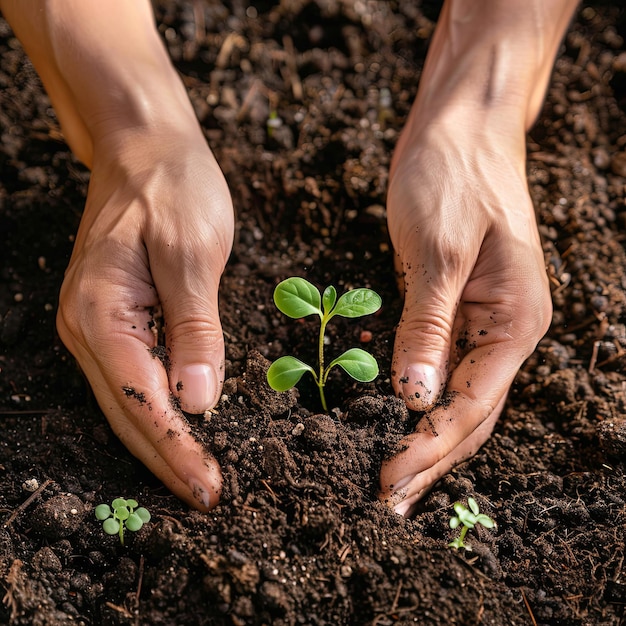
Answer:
[448,497,495,551]
[267,277,381,411]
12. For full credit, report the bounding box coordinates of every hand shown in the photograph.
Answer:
[57,129,234,511]
[379,114,552,516]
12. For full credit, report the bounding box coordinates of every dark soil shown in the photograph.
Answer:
[2,2,626,625]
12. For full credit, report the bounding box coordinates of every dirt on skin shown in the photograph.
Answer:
[1,1,626,625]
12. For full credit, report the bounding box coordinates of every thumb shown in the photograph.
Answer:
[151,231,232,415]
[167,296,226,414]
[391,250,466,411]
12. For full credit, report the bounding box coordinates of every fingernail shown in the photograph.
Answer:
[401,363,441,408]
[179,364,218,413]
[393,499,413,517]
[189,478,211,509]
[387,480,417,517]
[381,476,412,514]
[383,484,410,516]
[391,475,413,491]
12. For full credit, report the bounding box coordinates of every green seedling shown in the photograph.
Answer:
[448,497,495,551]
[266,110,283,138]
[95,498,151,546]
[267,277,381,411]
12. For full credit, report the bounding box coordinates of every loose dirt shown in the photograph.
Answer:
[1,2,626,624]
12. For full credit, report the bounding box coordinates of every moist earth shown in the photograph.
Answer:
[1,2,626,625]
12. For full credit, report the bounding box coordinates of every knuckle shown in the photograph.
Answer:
[397,310,453,348]
[167,318,223,347]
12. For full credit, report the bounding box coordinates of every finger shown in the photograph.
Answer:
[147,171,235,414]
[58,258,222,510]
[380,299,545,515]
[64,323,222,511]
[391,235,481,411]
[101,375,222,511]
[380,399,503,517]
[102,367,223,512]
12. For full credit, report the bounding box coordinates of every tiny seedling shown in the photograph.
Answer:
[448,497,495,551]
[95,498,151,546]
[267,277,381,411]
[266,110,283,138]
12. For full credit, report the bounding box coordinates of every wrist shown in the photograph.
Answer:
[45,3,202,157]
[86,120,216,186]
[414,0,578,131]
[79,69,202,153]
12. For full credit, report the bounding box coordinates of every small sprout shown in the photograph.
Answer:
[266,110,283,137]
[448,497,495,551]
[267,277,381,411]
[95,498,151,545]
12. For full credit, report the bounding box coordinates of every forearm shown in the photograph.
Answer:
[413,0,579,133]
[0,0,200,167]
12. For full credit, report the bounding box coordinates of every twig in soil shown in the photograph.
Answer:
[260,479,281,504]
[611,554,624,584]
[589,338,626,373]
[390,580,402,613]
[560,315,597,334]
[339,544,352,563]
[589,340,600,373]
[281,35,303,100]
[3,479,53,527]
[521,588,538,626]
[2,558,24,621]
[105,601,134,620]
[450,552,494,583]
[133,555,145,626]
[283,471,329,496]
[192,0,205,46]
[371,580,419,625]
[476,595,485,622]
[216,32,246,69]
[236,78,263,123]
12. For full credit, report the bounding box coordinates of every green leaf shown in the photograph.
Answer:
[125,513,144,532]
[95,504,112,521]
[468,497,479,515]
[476,514,495,529]
[274,277,321,319]
[135,507,151,523]
[328,348,378,382]
[267,356,316,391]
[102,518,120,535]
[112,497,127,509]
[449,517,460,530]
[322,285,337,316]
[126,498,138,509]
[453,502,476,528]
[331,288,381,319]
[115,506,130,521]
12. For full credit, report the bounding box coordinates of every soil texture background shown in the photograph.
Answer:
[1,1,626,625]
